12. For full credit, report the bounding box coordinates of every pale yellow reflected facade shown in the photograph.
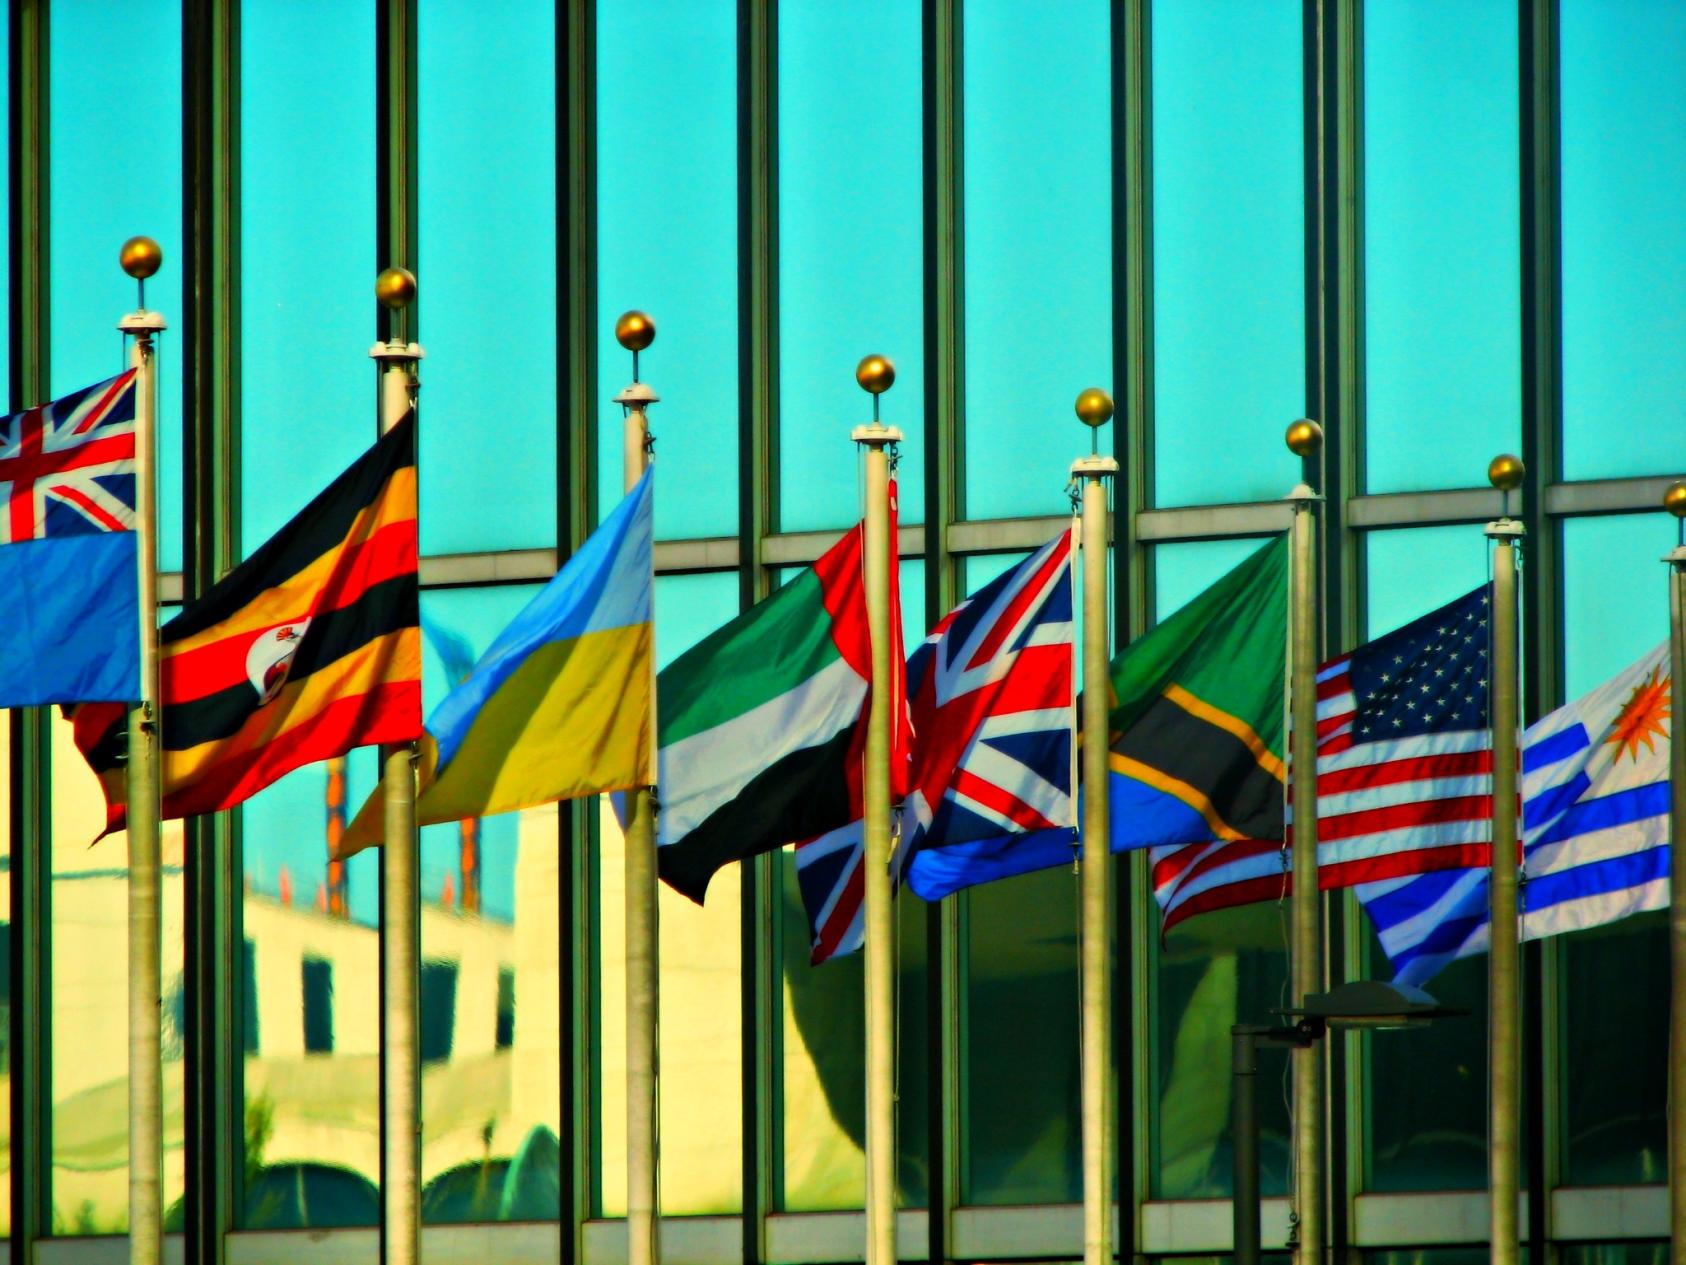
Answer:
[596,798,742,1216]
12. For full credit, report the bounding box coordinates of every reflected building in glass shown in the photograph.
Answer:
[3,0,1683,1262]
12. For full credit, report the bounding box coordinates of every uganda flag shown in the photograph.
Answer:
[70,416,421,831]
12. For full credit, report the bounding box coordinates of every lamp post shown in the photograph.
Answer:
[1231,982,1462,1265]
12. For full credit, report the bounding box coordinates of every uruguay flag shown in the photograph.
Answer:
[0,373,141,705]
[1358,643,1672,985]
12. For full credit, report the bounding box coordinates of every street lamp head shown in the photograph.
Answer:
[1283,980,1462,1031]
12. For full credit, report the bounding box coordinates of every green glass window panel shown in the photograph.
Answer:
[240,0,376,552]
[241,753,383,1229]
[49,0,183,571]
[1363,0,1520,493]
[596,1,737,539]
[778,0,923,531]
[1561,0,1686,479]
[963,0,1111,520]
[418,0,556,553]
[965,865,1080,1203]
[1561,1246,1668,1265]
[48,711,186,1232]
[1558,514,1670,1185]
[1149,542,1290,1199]
[1153,1,1304,509]
[416,585,561,1223]
[1359,527,1493,1191]
[0,714,9,1236]
[777,847,928,1211]
[596,572,743,1215]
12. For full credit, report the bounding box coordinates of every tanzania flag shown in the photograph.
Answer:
[71,417,421,830]
[655,487,908,904]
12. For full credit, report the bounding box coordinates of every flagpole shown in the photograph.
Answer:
[372,266,423,1265]
[1073,388,1118,1265]
[614,310,661,1265]
[1662,480,1686,1260]
[1485,454,1525,1265]
[119,235,166,1265]
[853,354,902,1265]
[1285,419,1324,1265]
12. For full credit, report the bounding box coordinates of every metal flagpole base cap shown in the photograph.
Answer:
[369,341,424,362]
[850,423,904,445]
[614,382,661,406]
[1069,454,1119,477]
[1484,519,1525,539]
[118,311,168,333]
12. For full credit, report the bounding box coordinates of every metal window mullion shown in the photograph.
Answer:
[558,0,598,1254]
[1113,0,1153,1254]
[921,0,963,1257]
[1519,0,1564,1253]
[8,0,52,1253]
[180,0,243,1259]
[736,0,778,1256]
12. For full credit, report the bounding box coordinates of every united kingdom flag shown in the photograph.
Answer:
[796,531,1076,963]
[0,370,138,542]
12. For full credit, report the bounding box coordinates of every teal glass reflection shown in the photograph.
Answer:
[419,0,556,554]
[597,1,737,539]
[1561,0,1686,479]
[241,0,376,552]
[1360,526,1493,1191]
[240,750,383,1227]
[963,0,1111,519]
[1153,1,1304,508]
[416,586,561,1222]
[50,0,183,570]
[1364,0,1519,493]
[778,0,923,531]
[1150,542,1290,1198]
[1558,514,1671,1185]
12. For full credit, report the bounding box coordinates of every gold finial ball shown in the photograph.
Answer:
[1285,418,1323,457]
[615,310,656,352]
[856,354,895,396]
[1074,387,1114,429]
[375,266,418,310]
[119,236,163,280]
[1664,480,1686,519]
[1488,453,1525,492]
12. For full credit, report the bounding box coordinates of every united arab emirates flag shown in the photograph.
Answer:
[655,488,907,903]
[1109,533,1288,848]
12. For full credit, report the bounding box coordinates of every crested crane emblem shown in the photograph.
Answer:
[246,619,311,704]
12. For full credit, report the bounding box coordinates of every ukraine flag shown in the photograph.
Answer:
[339,468,653,854]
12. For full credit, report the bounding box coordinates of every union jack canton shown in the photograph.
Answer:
[0,370,139,542]
[796,531,1076,963]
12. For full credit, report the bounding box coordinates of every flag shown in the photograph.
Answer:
[799,530,1076,961]
[338,468,654,855]
[656,484,908,905]
[1360,642,1672,985]
[0,372,141,704]
[70,414,420,830]
[1152,584,1494,933]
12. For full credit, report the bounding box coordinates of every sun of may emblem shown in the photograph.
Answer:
[1603,665,1671,763]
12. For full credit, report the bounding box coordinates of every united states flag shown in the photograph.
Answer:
[0,371,138,543]
[1152,585,1494,931]
[796,532,1075,963]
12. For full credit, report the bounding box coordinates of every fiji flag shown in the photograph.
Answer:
[1359,642,1673,985]
[795,531,1076,963]
[0,373,141,705]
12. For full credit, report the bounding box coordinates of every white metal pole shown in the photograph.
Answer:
[614,310,661,1265]
[372,267,422,1265]
[1662,481,1686,1259]
[1072,387,1118,1265]
[853,355,902,1265]
[1484,455,1525,1265]
[1285,420,1324,1265]
[118,236,166,1265]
